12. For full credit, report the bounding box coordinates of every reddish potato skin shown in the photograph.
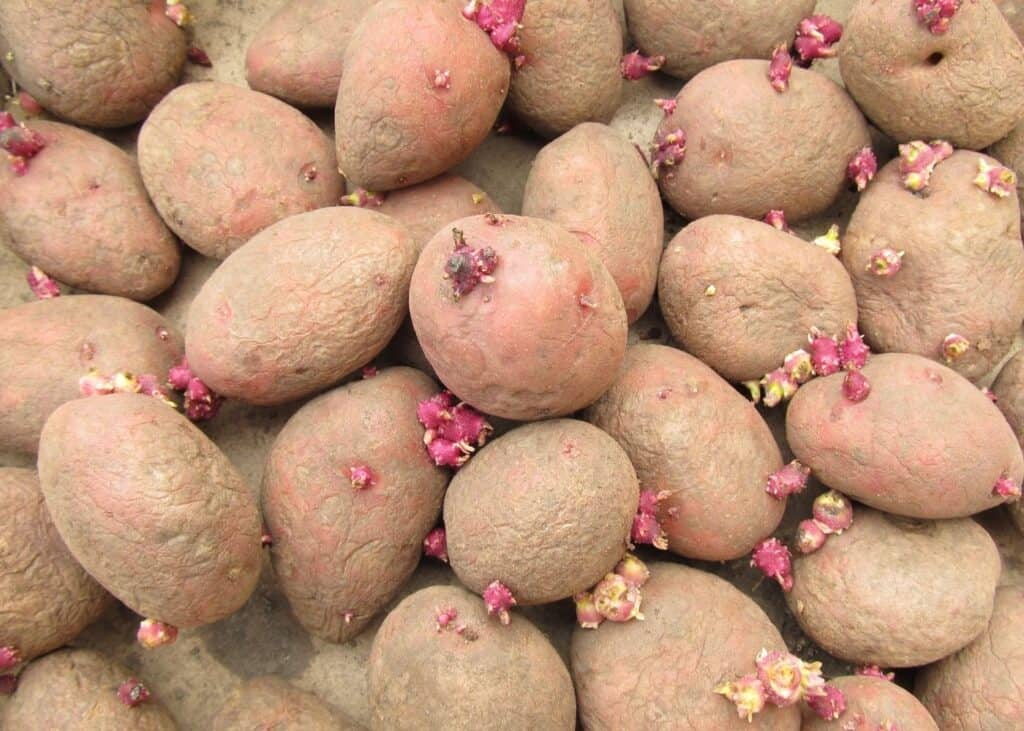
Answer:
[0,1,185,128]
[0,468,111,666]
[992,350,1024,532]
[0,295,183,454]
[38,393,262,629]
[656,61,871,221]
[801,676,937,731]
[842,151,1024,382]
[522,122,663,323]
[659,215,858,382]
[212,676,362,730]
[186,208,416,406]
[917,585,1024,729]
[368,584,575,730]
[585,345,784,561]
[444,419,638,604]
[409,214,627,420]
[138,82,344,259]
[786,507,1000,667]
[335,0,510,191]
[786,353,1024,519]
[571,562,800,730]
[0,121,180,301]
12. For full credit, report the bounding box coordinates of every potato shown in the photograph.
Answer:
[335,0,510,191]
[263,367,449,642]
[0,1,185,128]
[138,82,343,259]
[212,676,362,730]
[801,676,938,731]
[658,215,858,382]
[840,0,1024,149]
[186,207,416,406]
[571,562,800,730]
[655,60,870,221]
[0,120,180,301]
[409,214,627,420]
[0,295,183,454]
[989,120,1024,224]
[507,0,622,138]
[916,585,1024,729]
[368,584,576,730]
[445,419,637,604]
[522,122,663,323]
[992,350,1024,532]
[841,151,1024,381]
[786,353,1024,519]
[38,393,262,630]
[998,0,1024,40]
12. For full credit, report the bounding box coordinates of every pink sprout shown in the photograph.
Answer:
[187,47,212,67]
[340,188,385,207]
[867,248,905,277]
[137,619,178,649]
[433,69,451,89]
[755,648,827,706]
[654,98,677,115]
[0,112,16,132]
[807,684,847,720]
[941,332,969,363]
[574,592,604,629]
[838,323,870,370]
[443,228,498,300]
[462,0,525,55]
[614,553,650,589]
[592,572,643,622]
[714,674,767,722]
[418,390,493,468]
[167,356,193,391]
[183,376,223,421]
[856,665,895,681]
[1,123,46,175]
[137,373,177,408]
[164,0,191,26]
[631,489,669,550]
[261,525,273,546]
[26,266,60,299]
[784,349,814,385]
[117,679,151,707]
[915,0,961,35]
[843,370,871,402]
[620,50,665,80]
[649,128,686,178]
[769,44,793,92]
[760,368,797,408]
[423,526,449,562]
[349,464,376,490]
[0,647,20,672]
[812,490,853,534]
[362,366,378,379]
[751,538,793,592]
[809,329,842,376]
[792,14,843,67]
[765,460,810,500]
[847,147,878,191]
[483,580,516,625]
[974,159,1017,198]
[763,209,792,233]
[993,474,1022,501]
[79,368,115,397]
[795,519,828,554]
[898,139,953,192]
[16,92,42,116]
[435,606,458,632]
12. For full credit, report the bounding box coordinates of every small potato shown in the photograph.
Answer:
[138,82,343,259]
[212,676,362,730]
[801,676,937,731]
[786,353,1024,519]
[368,584,576,730]
[658,215,858,382]
[992,350,1024,532]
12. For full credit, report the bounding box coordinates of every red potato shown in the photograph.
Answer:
[212,676,363,730]
[992,350,1024,533]
[138,82,344,260]
[801,676,938,731]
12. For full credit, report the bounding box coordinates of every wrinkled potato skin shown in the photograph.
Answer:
[571,562,800,730]
[3,649,177,730]
[992,350,1024,532]
[840,0,1024,149]
[186,208,416,406]
[787,508,1000,667]
[989,121,1024,225]
[38,394,262,629]
[139,82,343,259]
[263,368,449,643]
[656,61,870,221]
[368,584,576,730]
[246,0,379,108]
[212,676,362,731]
[842,152,1024,381]
[522,123,663,323]
[409,214,627,420]
[0,121,180,301]
[659,216,858,382]
[998,0,1024,40]
[0,295,183,454]
[508,0,623,138]
[585,345,784,561]
[787,353,1024,519]
[335,0,510,191]
[917,585,1024,730]
[0,468,111,665]
[0,1,185,128]
[801,676,937,731]
[445,419,638,604]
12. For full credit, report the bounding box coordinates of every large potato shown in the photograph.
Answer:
[212,676,362,730]
[801,676,937,731]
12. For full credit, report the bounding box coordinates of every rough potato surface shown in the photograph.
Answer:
[787,353,1024,519]
[212,676,362,730]
[138,82,343,259]
[801,676,937,731]
[989,121,1024,225]
[571,562,800,730]
[659,215,858,382]
[38,394,262,629]
[992,350,1024,533]
[186,207,416,405]
[368,584,576,730]
[998,0,1024,40]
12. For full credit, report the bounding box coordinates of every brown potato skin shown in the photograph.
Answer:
[445,419,638,604]
[138,82,343,259]
[623,0,816,79]
[522,123,663,323]
[186,208,416,406]
[0,120,180,301]
[0,1,185,128]
[263,368,449,643]
[508,0,623,138]
[659,215,858,382]
[0,468,111,666]
[37,393,262,629]
[212,676,362,731]
[571,562,800,731]
[998,0,1024,40]
[335,0,510,191]
[786,353,1024,519]
[992,350,1024,533]
[801,676,938,731]
[916,585,1024,729]
[840,0,1024,149]
[656,61,871,221]
[841,151,1024,382]
[409,214,628,420]
[0,295,183,454]
[786,507,1000,667]
[368,584,576,730]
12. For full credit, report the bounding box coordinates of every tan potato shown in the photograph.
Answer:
[212,676,362,730]
[800,676,938,731]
